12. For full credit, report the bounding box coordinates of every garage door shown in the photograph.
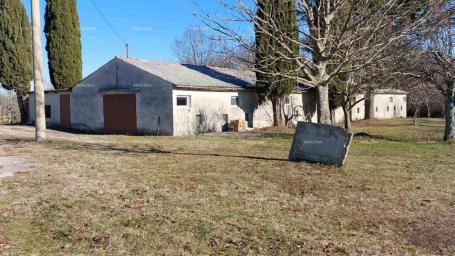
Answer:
[103,94,137,135]
[60,95,71,128]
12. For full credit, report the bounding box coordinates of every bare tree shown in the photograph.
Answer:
[0,90,20,124]
[173,25,253,68]
[173,26,218,66]
[189,0,442,124]
[408,83,433,125]
[329,53,412,131]
[416,2,455,142]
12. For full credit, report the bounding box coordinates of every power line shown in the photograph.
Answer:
[89,0,129,57]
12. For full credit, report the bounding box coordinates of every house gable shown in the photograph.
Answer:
[73,57,174,93]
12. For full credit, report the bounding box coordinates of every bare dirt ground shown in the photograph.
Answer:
[0,156,32,179]
[0,127,38,179]
[0,126,106,179]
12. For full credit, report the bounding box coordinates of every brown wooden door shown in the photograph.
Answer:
[103,94,137,135]
[60,95,71,128]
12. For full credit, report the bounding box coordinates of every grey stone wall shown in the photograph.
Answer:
[70,58,173,134]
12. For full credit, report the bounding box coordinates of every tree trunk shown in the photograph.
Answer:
[427,104,431,118]
[317,85,331,124]
[16,92,27,124]
[272,97,284,127]
[341,93,351,131]
[342,105,351,131]
[364,95,372,119]
[413,108,419,126]
[444,85,455,142]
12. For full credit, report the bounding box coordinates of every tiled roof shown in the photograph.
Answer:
[118,57,255,90]
[117,57,311,91]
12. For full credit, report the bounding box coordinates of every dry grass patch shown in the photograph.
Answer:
[0,118,453,255]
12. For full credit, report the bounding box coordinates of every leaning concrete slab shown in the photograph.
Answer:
[288,122,353,166]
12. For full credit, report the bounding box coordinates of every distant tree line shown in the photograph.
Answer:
[173,26,254,69]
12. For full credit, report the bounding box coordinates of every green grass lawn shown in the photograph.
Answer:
[0,118,454,255]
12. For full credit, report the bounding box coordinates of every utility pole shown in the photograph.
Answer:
[125,43,129,58]
[31,0,46,142]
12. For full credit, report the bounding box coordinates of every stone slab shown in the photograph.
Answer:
[0,156,32,179]
[288,122,353,166]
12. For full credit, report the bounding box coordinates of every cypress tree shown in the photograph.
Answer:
[44,0,82,91]
[0,0,33,123]
[255,0,298,126]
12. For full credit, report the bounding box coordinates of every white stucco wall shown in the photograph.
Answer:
[370,94,407,119]
[172,90,251,136]
[249,93,308,128]
[29,92,61,127]
[331,94,366,124]
[331,93,408,124]
[351,95,366,121]
[172,90,315,136]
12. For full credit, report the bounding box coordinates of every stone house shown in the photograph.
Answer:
[29,57,317,135]
[367,89,408,119]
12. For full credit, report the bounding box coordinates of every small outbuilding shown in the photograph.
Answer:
[331,90,408,124]
[367,89,408,119]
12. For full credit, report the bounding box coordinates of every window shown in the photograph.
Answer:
[387,106,390,112]
[390,97,394,103]
[401,106,403,111]
[45,105,51,118]
[394,106,396,111]
[285,96,291,105]
[223,114,229,123]
[357,107,360,114]
[231,96,239,106]
[177,96,190,107]
[376,107,379,112]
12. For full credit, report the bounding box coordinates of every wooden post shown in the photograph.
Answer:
[31,0,46,141]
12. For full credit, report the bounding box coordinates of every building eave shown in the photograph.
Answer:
[173,84,253,92]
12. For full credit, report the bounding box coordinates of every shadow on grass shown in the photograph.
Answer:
[353,132,403,142]
[259,133,294,140]
[170,151,289,162]
[353,132,445,143]
[1,138,289,162]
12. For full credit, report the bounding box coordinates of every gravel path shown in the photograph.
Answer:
[0,126,37,179]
